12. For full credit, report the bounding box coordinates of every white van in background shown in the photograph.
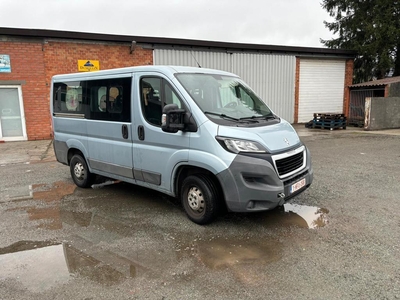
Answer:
[51,66,313,224]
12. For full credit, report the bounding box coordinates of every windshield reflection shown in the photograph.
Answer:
[176,73,274,121]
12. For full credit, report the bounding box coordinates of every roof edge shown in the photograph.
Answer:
[0,27,357,57]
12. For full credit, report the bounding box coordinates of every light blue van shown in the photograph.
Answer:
[51,66,313,224]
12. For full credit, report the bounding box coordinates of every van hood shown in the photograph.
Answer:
[217,120,301,153]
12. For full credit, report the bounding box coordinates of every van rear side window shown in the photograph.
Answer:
[53,81,85,114]
[87,77,131,122]
[53,77,131,122]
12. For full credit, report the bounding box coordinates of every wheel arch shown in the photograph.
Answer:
[64,139,89,166]
[174,165,226,209]
[67,148,83,164]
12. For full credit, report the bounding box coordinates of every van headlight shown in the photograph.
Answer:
[216,136,267,154]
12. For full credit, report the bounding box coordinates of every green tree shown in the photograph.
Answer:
[321,0,400,83]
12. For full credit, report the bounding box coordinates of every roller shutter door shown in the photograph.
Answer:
[298,59,345,123]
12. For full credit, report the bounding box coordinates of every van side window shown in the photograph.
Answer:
[53,81,86,114]
[140,77,184,126]
[164,84,182,108]
[87,77,131,122]
[141,78,162,126]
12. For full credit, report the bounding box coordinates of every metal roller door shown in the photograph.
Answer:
[298,59,346,123]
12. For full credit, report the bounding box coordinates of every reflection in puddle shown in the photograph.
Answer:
[260,203,329,229]
[7,181,78,230]
[195,237,282,270]
[8,181,76,202]
[0,241,69,292]
[0,239,139,290]
[32,181,76,202]
[283,203,329,229]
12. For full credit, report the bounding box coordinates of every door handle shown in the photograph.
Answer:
[138,125,145,140]
[121,124,129,139]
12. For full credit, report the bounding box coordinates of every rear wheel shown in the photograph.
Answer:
[181,174,220,225]
[70,154,95,188]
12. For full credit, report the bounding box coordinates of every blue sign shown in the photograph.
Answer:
[0,55,11,73]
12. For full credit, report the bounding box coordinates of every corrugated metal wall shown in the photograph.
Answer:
[231,53,295,122]
[154,49,296,122]
[154,49,231,71]
[298,59,346,123]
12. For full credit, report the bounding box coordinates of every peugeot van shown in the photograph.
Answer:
[51,66,313,224]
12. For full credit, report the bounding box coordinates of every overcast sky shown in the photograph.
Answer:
[0,0,335,48]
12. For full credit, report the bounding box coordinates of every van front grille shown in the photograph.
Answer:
[274,150,304,178]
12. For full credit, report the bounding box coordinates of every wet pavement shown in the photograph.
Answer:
[0,125,400,299]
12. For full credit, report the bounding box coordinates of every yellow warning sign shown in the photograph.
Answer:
[78,60,100,72]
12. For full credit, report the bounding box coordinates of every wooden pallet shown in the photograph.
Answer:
[305,113,347,130]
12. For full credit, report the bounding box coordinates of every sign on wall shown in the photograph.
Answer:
[0,55,11,73]
[77,60,100,72]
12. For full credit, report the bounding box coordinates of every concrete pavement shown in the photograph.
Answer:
[0,139,55,165]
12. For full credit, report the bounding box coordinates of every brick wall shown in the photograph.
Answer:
[343,59,354,117]
[0,39,48,140]
[0,38,153,140]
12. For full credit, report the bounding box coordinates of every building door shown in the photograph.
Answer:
[298,59,346,123]
[0,86,27,141]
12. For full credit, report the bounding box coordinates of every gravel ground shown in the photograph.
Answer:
[0,131,399,300]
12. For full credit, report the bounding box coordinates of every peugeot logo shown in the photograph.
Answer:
[284,138,290,146]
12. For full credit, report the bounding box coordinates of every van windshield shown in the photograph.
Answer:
[175,73,275,122]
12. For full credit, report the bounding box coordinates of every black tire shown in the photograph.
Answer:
[181,174,220,225]
[70,154,95,188]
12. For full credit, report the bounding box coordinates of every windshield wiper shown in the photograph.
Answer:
[239,114,276,121]
[204,111,240,121]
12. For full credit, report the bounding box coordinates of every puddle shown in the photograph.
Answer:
[0,241,70,292]
[0,240,139,290]
[193,237,283,270]
[32,181,76,202]
[7,181,76,202]
[260,203,329,229]
[6,181,77,230]
[7,181,150,233]
[283,203,329,229]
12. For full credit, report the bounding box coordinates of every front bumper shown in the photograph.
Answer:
[216,146,313,212]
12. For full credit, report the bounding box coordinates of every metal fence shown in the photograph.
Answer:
[349,90,374,127]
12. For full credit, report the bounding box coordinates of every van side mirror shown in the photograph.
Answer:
[162,104,186,133]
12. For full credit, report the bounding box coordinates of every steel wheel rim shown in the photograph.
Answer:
[73,162,85,180]
[187,186,205,213]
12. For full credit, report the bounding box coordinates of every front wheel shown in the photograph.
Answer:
[70,154,95,188]
[181,174,220,225]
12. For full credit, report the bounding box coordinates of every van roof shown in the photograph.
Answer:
[51,65,237,81]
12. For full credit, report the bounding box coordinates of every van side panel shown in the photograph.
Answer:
[187,121,236,174]
[86,119,134,179]
[53,117,88,164]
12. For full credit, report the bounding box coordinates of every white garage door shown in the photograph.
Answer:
[298,59,346,123]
